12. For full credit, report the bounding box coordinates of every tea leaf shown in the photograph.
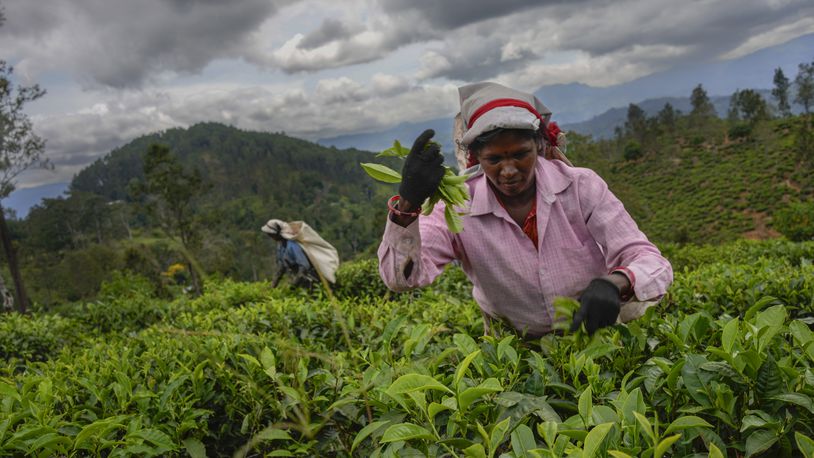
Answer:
[583,422,614,458]
[489,417,511,453]
[388,374,453,395]
[745,429,778,457]
[654,434,681,458]
[380,423,435,443]
[633,412,656,445]
[707,442,725,458]
[352,420,390,452]
[360,163,402,183]
[579,386,593,428]
[463,443,487,458]
[663,415,713,435]
[795,431,814,458]
[459,378,503,412]
[182,438,206,458]
[510,424,537,457]
[454,349,482,389]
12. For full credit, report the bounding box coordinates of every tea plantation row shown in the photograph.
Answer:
[1,240,814,457]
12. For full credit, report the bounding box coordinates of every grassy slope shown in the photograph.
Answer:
[580,117,813,244]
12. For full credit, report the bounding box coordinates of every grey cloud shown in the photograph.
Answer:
[378,0,556,30]
[0,0,289,88]
[299,18,354,49]
[556,0,812,58]
[409,0,814,87]
[28,79,458,186]
[267,18,425,73]
[418,34,533,81]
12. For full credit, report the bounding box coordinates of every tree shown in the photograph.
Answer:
[727,89,741,122]
[772,67,791,117]
[773,201,814,241]
[729,89,769,125]
[795,62,814,115]
[624,103,648,143]
[657,102,677,133]
[133,143,207,294]
[690,84,717,121]
[0,62,50,313]
[623,141,643,161]
[795,62,814,157]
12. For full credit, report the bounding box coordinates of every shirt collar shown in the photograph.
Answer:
[468,157,572,216]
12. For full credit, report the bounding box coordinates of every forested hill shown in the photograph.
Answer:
[14,111,814,306]
[69,121,400,257]
[72,122,387,208]
[17,123,400,304]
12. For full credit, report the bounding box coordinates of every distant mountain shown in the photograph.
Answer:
[3,182,70,218]
[564,92,759,140]
[318,118,459,166]
[319,33,814,151]
[535,33,814,123]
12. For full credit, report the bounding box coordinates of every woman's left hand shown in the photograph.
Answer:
[570,277,621,334]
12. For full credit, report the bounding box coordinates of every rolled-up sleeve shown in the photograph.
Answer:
[577,170,673,301]
[377,203,458,292]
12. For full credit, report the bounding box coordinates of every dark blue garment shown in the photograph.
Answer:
[277,240,313,274]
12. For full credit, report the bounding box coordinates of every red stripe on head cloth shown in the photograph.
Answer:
[456,82,557,168]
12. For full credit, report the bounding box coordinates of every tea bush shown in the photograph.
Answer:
[2,239,814,457]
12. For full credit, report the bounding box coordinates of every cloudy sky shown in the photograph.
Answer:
[1,0,812,188]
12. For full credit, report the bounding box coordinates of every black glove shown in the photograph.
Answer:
[399,129,445,206]
[570,278,621,335]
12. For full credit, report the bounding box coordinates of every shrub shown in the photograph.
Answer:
[334,258,391,299]
[623,140,643,161]
[0,313,85,361]
[773,201,814,241]
[59,271,167,333]
[728,122,752,140]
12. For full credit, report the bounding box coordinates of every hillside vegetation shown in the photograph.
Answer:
[10,123,399,304]
[4,104,814,306]
[2,240,814,456]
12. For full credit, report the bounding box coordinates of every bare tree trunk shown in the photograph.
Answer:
[0,203,29,313]
[0,273,14,313]
[119,210,132,239]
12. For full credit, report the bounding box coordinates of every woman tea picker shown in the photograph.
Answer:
[378,82,673,337]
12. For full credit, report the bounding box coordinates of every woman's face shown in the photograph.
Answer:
[475,131,539,198]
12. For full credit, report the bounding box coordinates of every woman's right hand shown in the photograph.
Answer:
[399,129,445,208]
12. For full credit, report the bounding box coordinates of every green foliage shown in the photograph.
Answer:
[773,200,814,241]
[690,83,717,120]
[795,62,814,115]
[334,258,390,299]
[2,240,814,456]
[729,89,770,125]
[0,312,83,361]
[773,67,792,117]
[593,116,814,244]
[0,60,49,199]
[362,139,471,233]
[728,122,753,140]
[622,141,643,161]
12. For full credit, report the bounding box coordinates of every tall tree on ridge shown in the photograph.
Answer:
[772,67,791,117]
[0,21,51,312]
[690,84,717,124]
[133,144,207,294]
[795,62,814,116]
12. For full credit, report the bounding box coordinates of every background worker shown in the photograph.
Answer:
[262,221,319,289]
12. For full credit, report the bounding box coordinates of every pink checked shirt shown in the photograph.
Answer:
[378,157,673,336]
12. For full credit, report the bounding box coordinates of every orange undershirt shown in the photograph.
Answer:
[493,187,538,249]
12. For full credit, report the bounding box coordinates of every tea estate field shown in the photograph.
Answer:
[2,239,814,457]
